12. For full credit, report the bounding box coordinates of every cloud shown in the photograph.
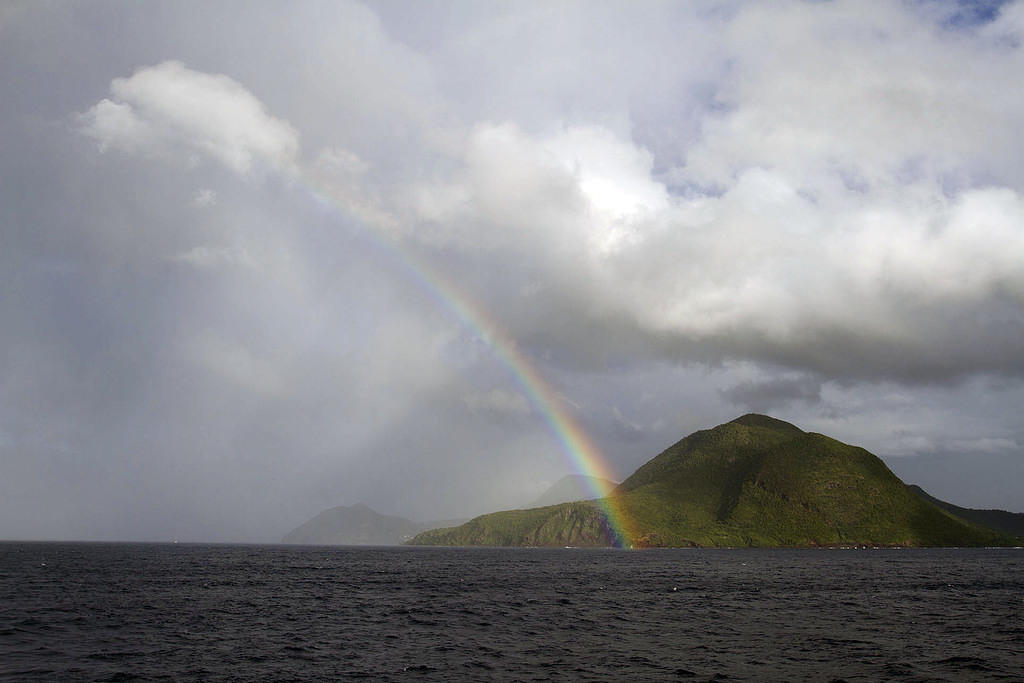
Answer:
[190,188,217,207]
[463,388,532,419]
[188,333,287,398]
[375,2,1024,383]
[173,244,256,270]
[949,437,1019,454]
[683,1,1024,191]
[74,6,1024,391]
[599,181,1024,379]
[392,118,1024,381]
[720,373,822,413]
[79,60,299,174]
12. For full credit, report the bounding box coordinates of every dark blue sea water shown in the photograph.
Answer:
[1,543,1021,682]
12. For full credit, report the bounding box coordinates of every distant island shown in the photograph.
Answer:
[526,474,618,508]
[280,475,616,546]
[410,414,1022,548]
[280,503,444,546]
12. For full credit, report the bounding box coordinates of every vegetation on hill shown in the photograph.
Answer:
[410,415,1015,548]
[284,475,618,546]
[411,502,615,547]
[907,485,1024,537]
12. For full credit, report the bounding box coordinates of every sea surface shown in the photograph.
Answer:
[1,543,1021,682]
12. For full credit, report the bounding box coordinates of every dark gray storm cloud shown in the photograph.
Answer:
[720,374,822,414]
[2,1,1023,541]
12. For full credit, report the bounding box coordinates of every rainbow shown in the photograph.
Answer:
[300,176,633,547]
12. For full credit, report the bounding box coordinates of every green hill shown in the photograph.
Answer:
[906,484,1024,537]
[409,415,1015,548]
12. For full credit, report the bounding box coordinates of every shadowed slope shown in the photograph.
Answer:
[907,485,1024,537]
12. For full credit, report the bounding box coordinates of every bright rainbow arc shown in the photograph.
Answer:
[300,178,633,547]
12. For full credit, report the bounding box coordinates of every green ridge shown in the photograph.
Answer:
[409,414,1017,548]
[411,502,617,547]
[906,484,1024,537]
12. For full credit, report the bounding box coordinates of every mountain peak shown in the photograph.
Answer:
[728,414,804,433]
[411,415,1015,548]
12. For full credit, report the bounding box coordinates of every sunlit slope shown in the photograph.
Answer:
[409,502,615,547]
[410,415,1012,547]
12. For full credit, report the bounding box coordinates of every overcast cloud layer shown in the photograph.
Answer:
[2,1,1022,541]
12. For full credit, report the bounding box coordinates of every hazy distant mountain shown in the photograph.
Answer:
[284,477,615,546]
[907,485,1024,536]
[281,503,465,546]
[411,415,1017,548]
[528,475,618,508]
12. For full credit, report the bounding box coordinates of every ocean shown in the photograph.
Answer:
[1,543,1021,681]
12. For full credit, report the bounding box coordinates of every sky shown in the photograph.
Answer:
[2,0,1022,542]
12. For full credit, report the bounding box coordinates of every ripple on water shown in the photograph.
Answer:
[0,544,1022,681]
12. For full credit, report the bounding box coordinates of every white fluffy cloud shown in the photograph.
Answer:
[80,7,1024,385]
[365,1,1024,381]
[386,117,1024,378]
[79,60,299,173]
[684,1,1024,191]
